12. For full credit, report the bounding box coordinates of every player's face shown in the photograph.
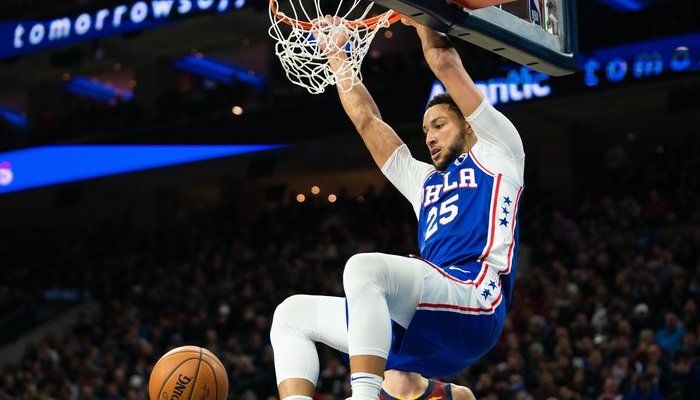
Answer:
[423,104,469,171]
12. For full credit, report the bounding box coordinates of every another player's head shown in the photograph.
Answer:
[423,94,474,171]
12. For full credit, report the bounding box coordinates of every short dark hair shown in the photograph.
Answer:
[426,93,464,120]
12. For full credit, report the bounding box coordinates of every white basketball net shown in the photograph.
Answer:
[268,0,396,94]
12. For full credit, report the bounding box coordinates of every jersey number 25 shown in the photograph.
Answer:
[425,193,459,240]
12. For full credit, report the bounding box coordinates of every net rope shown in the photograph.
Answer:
[269,0,396,94]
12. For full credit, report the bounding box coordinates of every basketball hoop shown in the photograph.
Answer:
[268,0,400,94]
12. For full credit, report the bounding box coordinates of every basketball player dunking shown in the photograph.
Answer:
[270,17,524,400]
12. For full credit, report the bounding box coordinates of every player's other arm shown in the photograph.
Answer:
[404,18,524,161]
[330,57,404,169]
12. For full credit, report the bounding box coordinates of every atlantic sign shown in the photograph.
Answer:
[0,0,245,59]
[429,67,552,107]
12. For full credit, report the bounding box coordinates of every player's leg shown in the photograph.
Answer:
[342,253,428,399]
[270,295,348,399]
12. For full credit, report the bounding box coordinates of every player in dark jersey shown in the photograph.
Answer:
[381,371,475,400]
[271,17,524,400]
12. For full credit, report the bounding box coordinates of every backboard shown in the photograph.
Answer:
[372,0,578,76]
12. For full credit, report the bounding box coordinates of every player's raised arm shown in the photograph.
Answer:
[318,17,404,169]
[402,17,484,118]
[333,71,404,169]
[403,18,524,161]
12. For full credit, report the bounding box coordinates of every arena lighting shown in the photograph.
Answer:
[65,77,134,103]
[597,0,647,12]
[0,144,283,194]
[174,55,266,89]
[0,106,27,131]
[0,0,247,59]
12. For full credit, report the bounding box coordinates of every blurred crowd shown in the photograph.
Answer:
[1,140,699,400]
[0,188,416,400]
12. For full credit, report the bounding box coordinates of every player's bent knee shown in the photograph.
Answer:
[271,295,311,338]
[343,252,385,291]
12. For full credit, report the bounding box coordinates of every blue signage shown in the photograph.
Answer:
[429,67,552,107]
[583,32,700,87]
[429,31,700,106]
[0,107,27,131]
[65,77,134,103]
[597,0,648,12]
[174,55,266,88]
[0,144,282,194]
[0,0,246,59]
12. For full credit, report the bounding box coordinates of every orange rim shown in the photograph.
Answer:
[270,0,401,30]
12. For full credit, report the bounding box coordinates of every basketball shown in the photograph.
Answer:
[148,346,228,400]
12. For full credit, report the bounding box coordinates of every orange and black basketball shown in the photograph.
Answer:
[148,346,228,400]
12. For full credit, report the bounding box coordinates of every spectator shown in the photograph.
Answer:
[626,373,664,400]
[656,313,685,354]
